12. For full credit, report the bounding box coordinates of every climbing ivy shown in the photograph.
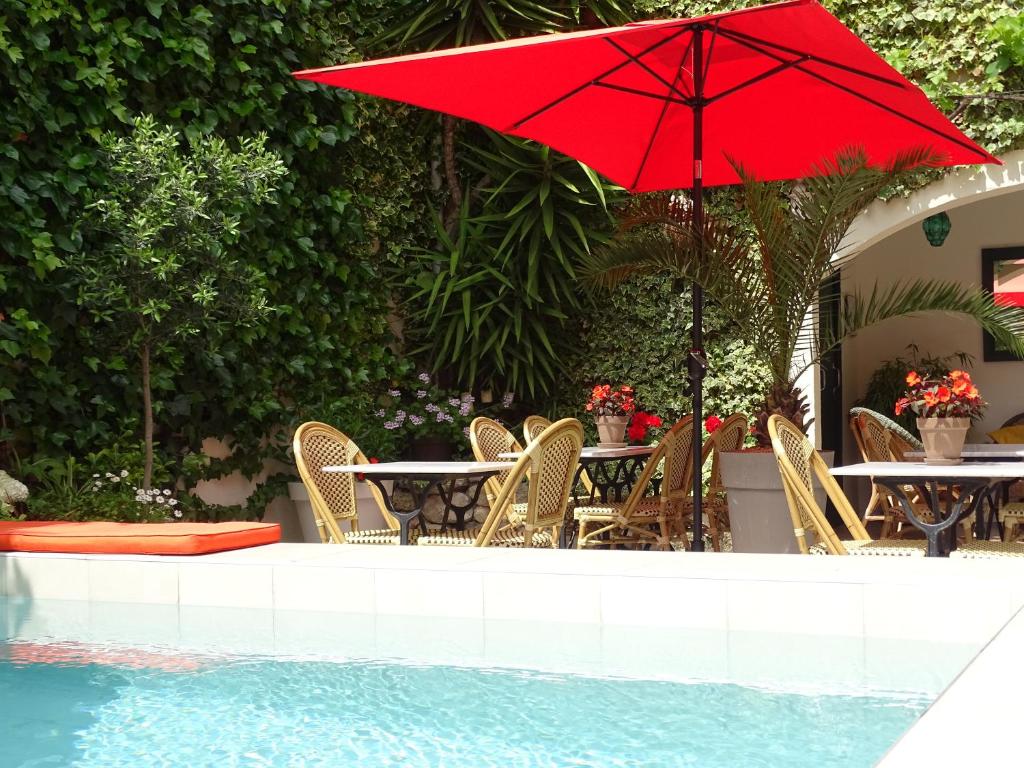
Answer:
[0,1,433,498]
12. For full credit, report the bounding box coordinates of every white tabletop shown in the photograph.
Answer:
[830,461,1024,480]
[904,444,1024,459]
[498,445,654,460]
[323,461,512,475]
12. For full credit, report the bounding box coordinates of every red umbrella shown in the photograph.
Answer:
[294,0,996,550]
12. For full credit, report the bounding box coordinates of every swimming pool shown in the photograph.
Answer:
[2,647,928,768]
[1,598,965,768]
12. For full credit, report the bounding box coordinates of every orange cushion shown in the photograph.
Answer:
[0,521,280,555]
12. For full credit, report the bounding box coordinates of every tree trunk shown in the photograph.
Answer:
[441,114,462,233]
[141,342,154,490]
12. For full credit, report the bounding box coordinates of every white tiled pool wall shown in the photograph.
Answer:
[3,545,1023,765]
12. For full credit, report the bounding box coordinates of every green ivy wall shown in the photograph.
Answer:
[1,0,432,487]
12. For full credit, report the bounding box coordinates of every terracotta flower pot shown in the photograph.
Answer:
[595,415,629,447]
[917,417,969,465]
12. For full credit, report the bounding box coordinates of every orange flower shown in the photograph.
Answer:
[952,379,969,396]
[894,397,910,416]
[905,371,921,386]
[966,385,980,400]
[936,386,951,403]
[950,369,970,381]
[923,391,940,408]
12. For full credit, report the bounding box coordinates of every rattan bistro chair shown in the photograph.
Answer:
[292,421,406,545]
[419,418,584,547]
[575,415,694,551]
[683,413,748,552]
[469,416,527,522]
[769,415,925,556]
[522,415,551,445]
[524,414,600,504]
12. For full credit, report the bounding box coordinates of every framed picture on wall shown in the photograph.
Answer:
[982,246,1024,362]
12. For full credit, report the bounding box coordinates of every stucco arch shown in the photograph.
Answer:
[843,150,1024,256]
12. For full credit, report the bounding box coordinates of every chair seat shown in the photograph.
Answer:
[951,540,1024,558]
[810,539,926,556]
[418,527,554,548]
[574,498,665,521]
[344,528,412,545]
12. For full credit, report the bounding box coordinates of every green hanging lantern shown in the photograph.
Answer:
[922,212,951,247]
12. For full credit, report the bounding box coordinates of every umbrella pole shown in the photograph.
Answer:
[689,25,707,553]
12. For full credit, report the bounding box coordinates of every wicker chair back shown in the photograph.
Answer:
[292,422,396,543]
[768,415,869,555]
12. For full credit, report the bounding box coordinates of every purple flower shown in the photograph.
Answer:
[395,410,406,422]
[463,427,471,439]
[461,393,475,404]
[448,398,461,408]
[435,411,446,422]
[409,414,424,426]
[459,404,471,417]
[383,421,400,430]
[375,409,386,418]
[416,390,427,399]
[425,403,439,413]
[388,389,401,397]
[418,372,430,383]
[502,392,514,408]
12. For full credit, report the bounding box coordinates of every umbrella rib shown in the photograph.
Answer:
[510,26,691,130]
[716,27,907,89]
[603,38,692,103]
[591,82,692,107]
[705,56,810,104]
[719,31,992,160]
[630,32,695,190]
[701,21,720,85]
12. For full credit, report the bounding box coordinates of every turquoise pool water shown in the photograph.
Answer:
[1,642,926,767]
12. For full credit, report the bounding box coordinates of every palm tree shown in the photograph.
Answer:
[579,148,1024,445]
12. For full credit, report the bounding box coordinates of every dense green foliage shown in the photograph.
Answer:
[1,0,433,504]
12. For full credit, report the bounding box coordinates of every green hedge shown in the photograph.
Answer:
[558,276,770,434]
[0,1,432,492]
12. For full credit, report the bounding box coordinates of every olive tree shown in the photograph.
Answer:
[73,115,286,488]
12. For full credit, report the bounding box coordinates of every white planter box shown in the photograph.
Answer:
[287,480,393,543]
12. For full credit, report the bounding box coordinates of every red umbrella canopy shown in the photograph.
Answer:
[293,0,997,193]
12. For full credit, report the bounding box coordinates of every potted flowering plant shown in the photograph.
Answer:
[377,372,477,460]
[585,384,636,447]
[895,370,986,464]
[627,411,663,444]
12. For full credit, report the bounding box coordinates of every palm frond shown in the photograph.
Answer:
[794,279,1024,380]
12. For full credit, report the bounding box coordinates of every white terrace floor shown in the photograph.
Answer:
[3,544,1024,765]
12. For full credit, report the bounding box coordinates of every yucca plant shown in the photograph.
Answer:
[407,132,621,396]
[579,148,1024,446]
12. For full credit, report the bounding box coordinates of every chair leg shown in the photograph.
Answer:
[1004,519,1018,544]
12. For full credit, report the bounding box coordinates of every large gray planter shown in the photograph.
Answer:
[287,480,393,543]
[719,450,834,554]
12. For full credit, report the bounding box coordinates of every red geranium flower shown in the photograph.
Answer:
[705,415,723,433]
